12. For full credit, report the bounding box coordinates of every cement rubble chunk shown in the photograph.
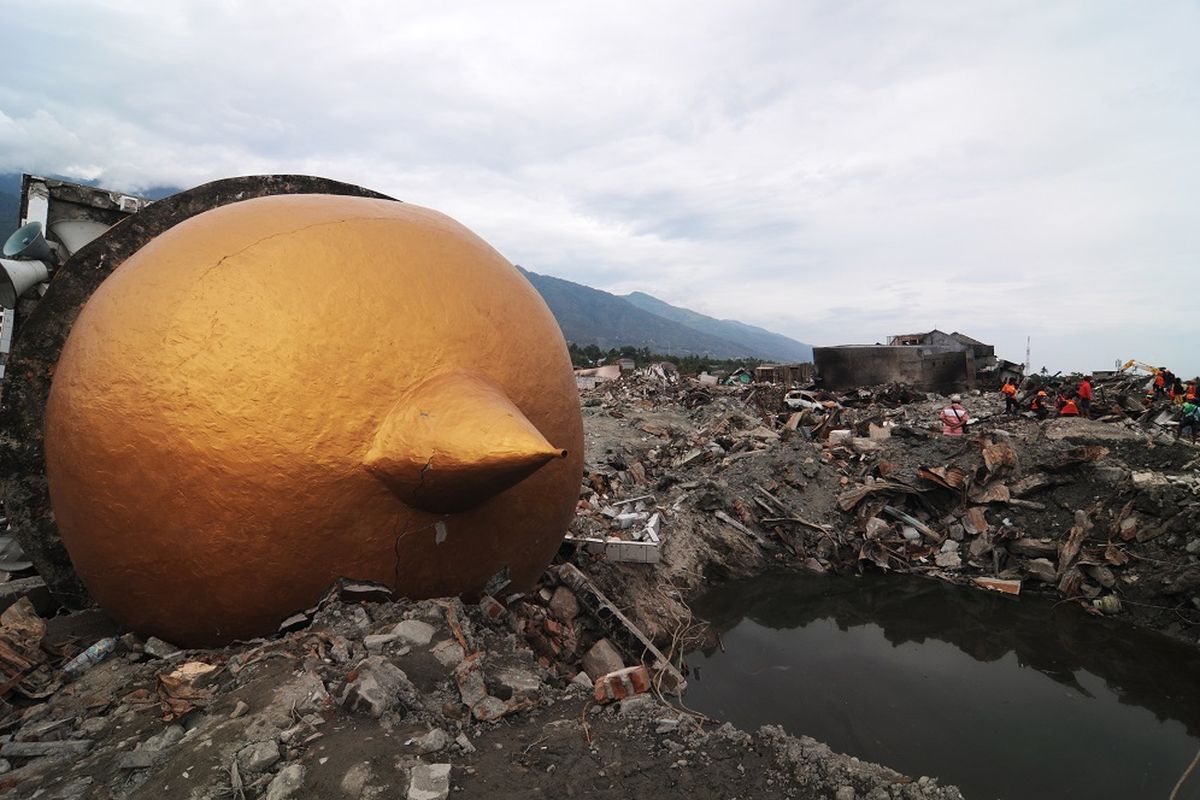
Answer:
[581,638,625,680]
[430,639,465,667]
[454,653,489,708]
[471,695,509,722]
[408,763,452,800]
[238,740,281,773]
[410,728,450,755]
[393,619,436,647]
[494,667,541,699]
[934,550,962,569]
[548,586,580,621]
[341,657,418,718]
[364,633,403,651]
[864,517,889,539]
[341,761,373,796]
[265,763,306,800]
[1025,558,1057,583]
[276,670,331,714]
[142,723,185,752]
[143,636,180,659]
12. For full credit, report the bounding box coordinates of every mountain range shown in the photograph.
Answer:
[0,172,811,362]
[519,268,812,362]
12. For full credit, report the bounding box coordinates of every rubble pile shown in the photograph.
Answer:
[570,373,1200,645]
[0,580,962,799]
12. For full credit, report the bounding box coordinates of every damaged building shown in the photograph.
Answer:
[753,362,814,385]
[814,328,1015,393]
[0,176,151,382]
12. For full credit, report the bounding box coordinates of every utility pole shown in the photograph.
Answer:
[1025,336,1031,374]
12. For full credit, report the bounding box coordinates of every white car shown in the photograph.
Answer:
[784,390,824,411]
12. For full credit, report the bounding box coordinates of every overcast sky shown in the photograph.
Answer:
[4,1,1198,374]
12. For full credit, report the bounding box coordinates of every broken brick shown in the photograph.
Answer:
[593,666,651,704]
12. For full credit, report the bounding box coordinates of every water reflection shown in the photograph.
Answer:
[687,572,1200,800]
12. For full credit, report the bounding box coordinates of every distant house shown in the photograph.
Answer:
[754,362,814,385]
[727,367,753,384]
[887,329,996,363]
[574,364,621,390]
[616,358,636,371]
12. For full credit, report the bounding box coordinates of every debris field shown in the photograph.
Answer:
[2,368,1200,798]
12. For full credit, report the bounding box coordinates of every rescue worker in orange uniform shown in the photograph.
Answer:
[1031,389,1049,420]
[1155,370,1167,398]
[939,394,969,435]
[1187,379,1198,403]
[1077,376,1093,418]
[1001,378,1019,414]
[1058,393,1080,417]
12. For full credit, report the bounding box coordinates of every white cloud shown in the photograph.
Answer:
[4,0,1199,373]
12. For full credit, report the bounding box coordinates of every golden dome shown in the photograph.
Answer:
[45,194,583,645]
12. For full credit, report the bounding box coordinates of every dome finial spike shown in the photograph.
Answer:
[364,371,567,513]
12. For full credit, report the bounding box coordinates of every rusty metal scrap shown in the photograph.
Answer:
[980,439,1018,476]
[837,480,921,511]
[917,465,969,492]
[0,598,57,700]
[156,661,219,721]
[969,482,1010,504]
[1057,510,1095,579]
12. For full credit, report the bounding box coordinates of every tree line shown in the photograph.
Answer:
[567,342,762,375]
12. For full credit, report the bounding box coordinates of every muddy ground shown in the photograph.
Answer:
[2,372,1199,799]
[0,593,961,800]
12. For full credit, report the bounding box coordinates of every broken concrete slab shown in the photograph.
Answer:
[341,657,418,718]
[393,619,436,647]
[237,740,281,773]
[408,763,451,800]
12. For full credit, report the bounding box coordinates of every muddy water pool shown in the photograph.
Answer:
[686,572,1200,799]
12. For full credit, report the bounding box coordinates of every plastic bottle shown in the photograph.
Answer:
[62,636,119,675]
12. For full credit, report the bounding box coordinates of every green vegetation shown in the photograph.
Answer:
[567,342,762,375]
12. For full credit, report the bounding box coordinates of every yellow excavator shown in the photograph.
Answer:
[1118,360,1161,376]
